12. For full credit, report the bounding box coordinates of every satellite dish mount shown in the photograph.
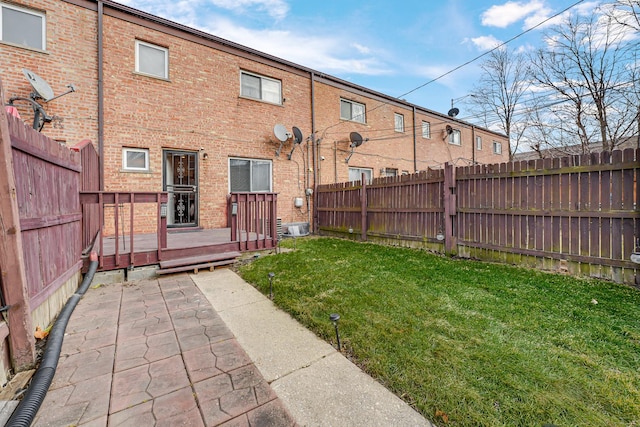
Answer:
[345,132,366,163]
[287,126,304,160]
[6,68,76,131]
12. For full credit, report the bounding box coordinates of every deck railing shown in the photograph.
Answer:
[79,191,168,268]
[228,192,278,250]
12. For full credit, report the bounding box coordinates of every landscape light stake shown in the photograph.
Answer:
[329,313,341,351]
[268,272,275,300]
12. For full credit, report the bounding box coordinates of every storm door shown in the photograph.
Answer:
[163,150,198,227]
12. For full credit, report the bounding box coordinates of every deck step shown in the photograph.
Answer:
[159,251,241,269]
[156,259,236,275]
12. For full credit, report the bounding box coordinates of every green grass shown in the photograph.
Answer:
[238,237,640,427]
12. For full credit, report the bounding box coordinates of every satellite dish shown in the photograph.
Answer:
[447,107,459,118]
[349,132,364,147]
[273,124,289,142]
[446,125,453,135]
[23,68,54,102]
[292,126,303,145]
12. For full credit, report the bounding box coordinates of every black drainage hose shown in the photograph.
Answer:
[6,252,99,427]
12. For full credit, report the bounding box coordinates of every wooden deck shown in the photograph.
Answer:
[96,228,271,271]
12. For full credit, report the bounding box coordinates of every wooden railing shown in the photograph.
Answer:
[228,192,278,251]
[79,191,168,268]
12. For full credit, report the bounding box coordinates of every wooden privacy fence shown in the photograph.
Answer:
[317,148,640,286]
[71,139,100,253]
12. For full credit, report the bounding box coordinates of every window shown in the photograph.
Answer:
[229,158,272,192]
[0,3,45,50]
[493,141,502,154]
[340,99,366,123]
[476,136,482,150]
[394,113,404,132]
[240,71,282,104]
[381,168,397,177]
[348,167,372,184]
[122,148,149,171]
[135,40,168,79]
[449,129,461,145]
[422,121,431,139]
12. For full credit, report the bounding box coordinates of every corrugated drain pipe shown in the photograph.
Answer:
[6,252,99,427]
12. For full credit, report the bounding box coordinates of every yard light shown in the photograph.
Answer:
[329,313,341,351]
[268,272,275,299]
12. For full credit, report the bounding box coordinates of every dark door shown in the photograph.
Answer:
[163,150,198,227]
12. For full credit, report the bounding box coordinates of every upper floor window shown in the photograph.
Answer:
[135,40,168,79]
[394,113,404,132]
[229,158,272,192]
[0,3,45,50]
[122,147,150,172]
[476,136,482,150]
[493,141,502,154]
[422,121,431,139]
[381,167,398,177]
[348,167,373,184]
[340,99,366,123]
[240,71,282,104]
[449,129,461,146]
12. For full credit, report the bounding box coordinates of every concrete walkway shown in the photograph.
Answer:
[30,269,431,426]
[192,269,431,427]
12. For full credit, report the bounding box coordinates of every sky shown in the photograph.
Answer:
[117,0,603,120]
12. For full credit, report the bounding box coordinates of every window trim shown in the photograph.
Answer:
[0,2,46,50]
[135,40,169,79]
[448,129,461,146]
[493,141,503,154]
[422,121,431,139]
[228,157,273,193]
[348,167,373,184]
[394,113,405,133]
[340,98,366,124]
[122,147,150,172]
[240,71,282,105]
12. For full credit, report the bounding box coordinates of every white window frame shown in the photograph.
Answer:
[340,99,366,123]
[240,71,282,105]
[381,167,398,177]
[135,40,169,79]
[122,148,150,172]
[348,167,373,184]
[394,113,405,133]
[449,129,461,146]
[493,141,502,154]
[0,2,46,50]
[476,136,482,150]
[229,157,273,193]
[422,121,431,139]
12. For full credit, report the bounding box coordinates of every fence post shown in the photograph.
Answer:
[361,173,367,241]
[444,163,458,255]
[0,80,36,370]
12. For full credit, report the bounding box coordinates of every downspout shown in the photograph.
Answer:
[98,0,105,190]
[471,125,476,164]
[310,72,317,233]
[412,106,417,172]
[6,253,100,427]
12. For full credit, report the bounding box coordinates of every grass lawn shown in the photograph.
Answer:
[237,237,640,427]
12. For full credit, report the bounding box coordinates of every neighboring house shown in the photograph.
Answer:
[514,137,639,162]
[1,0,509,232]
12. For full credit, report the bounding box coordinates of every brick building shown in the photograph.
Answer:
[1,0,509,232]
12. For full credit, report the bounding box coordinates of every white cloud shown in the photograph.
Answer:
[206,18,391,75]
[467,35,503,50]
[352,43,371,55]
[207,0,289,20]
[481,0,547,28]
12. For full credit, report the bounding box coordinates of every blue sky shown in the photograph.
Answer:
[118,0,602,118]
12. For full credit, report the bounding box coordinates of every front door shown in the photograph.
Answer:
[163,150,198,227]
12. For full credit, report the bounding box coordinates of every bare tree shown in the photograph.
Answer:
[529,10,638,152]
[468,47,531,160]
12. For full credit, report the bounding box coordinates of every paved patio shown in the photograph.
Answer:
[32,273,295,426]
